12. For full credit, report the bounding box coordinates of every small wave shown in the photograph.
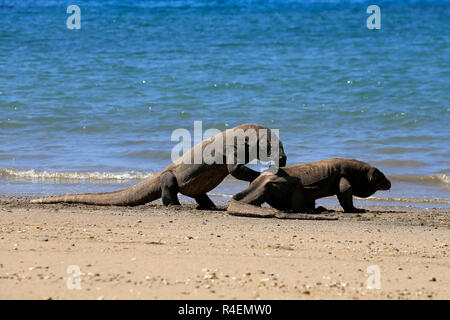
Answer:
[208,193,233,198]
[126,150,171,160]
[374,159,427,167]
[376,147,432,155]
[388,174,450,186]
[0,168,154,182]
[361,196,450,205]
[208,193,450,204]
[1,168,448,191]
[209,194,450,205]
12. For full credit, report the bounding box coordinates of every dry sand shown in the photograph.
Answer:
[0,197,449,300]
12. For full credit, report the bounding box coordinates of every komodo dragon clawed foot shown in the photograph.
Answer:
[194,194,217,210]
[314,206,332,213]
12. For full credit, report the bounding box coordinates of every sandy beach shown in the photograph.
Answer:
[0,197,448,300]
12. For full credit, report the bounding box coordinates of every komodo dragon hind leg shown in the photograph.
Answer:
[194,194,217,210]
[227,200,338,220]
[160,171,181,206]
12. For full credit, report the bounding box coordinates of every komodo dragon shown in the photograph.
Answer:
[31,124,287,208]
[227,158,391,219]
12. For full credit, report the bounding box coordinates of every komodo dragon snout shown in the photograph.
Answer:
[278,146,287,167]
[368,167,391,191]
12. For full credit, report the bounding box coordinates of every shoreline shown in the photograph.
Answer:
[1,185,449,211]
[0,197,449,300]
[1,169,449,210]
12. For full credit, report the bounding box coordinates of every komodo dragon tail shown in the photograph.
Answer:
[31,173,162,206]
[227,200,338,220]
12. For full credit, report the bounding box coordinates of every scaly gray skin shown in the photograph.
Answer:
[227,158,391,218]
[31,124,287,208]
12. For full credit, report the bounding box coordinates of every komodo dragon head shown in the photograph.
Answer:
[256,128,287,167]
[233,124,287,167]
[347,161,391,198]
[367,167,391,191]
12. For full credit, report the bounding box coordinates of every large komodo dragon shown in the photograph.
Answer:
[31,124,287,208]
[227,158,391,219]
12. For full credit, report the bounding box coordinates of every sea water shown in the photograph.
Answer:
[0,0,448,208]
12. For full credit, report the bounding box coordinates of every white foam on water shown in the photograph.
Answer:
[0,168,154,182]
[388,173,450,186]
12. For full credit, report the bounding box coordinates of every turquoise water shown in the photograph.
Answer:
[0,1,449,207]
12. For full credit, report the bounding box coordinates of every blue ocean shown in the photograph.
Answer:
[0,0,448,208]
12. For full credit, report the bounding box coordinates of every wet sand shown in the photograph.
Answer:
[0,197,449,300]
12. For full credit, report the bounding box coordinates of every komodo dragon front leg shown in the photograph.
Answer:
[193,194,216,210]
[337,177,365,213]
[160,171,181,206]
[227,164,261,182]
